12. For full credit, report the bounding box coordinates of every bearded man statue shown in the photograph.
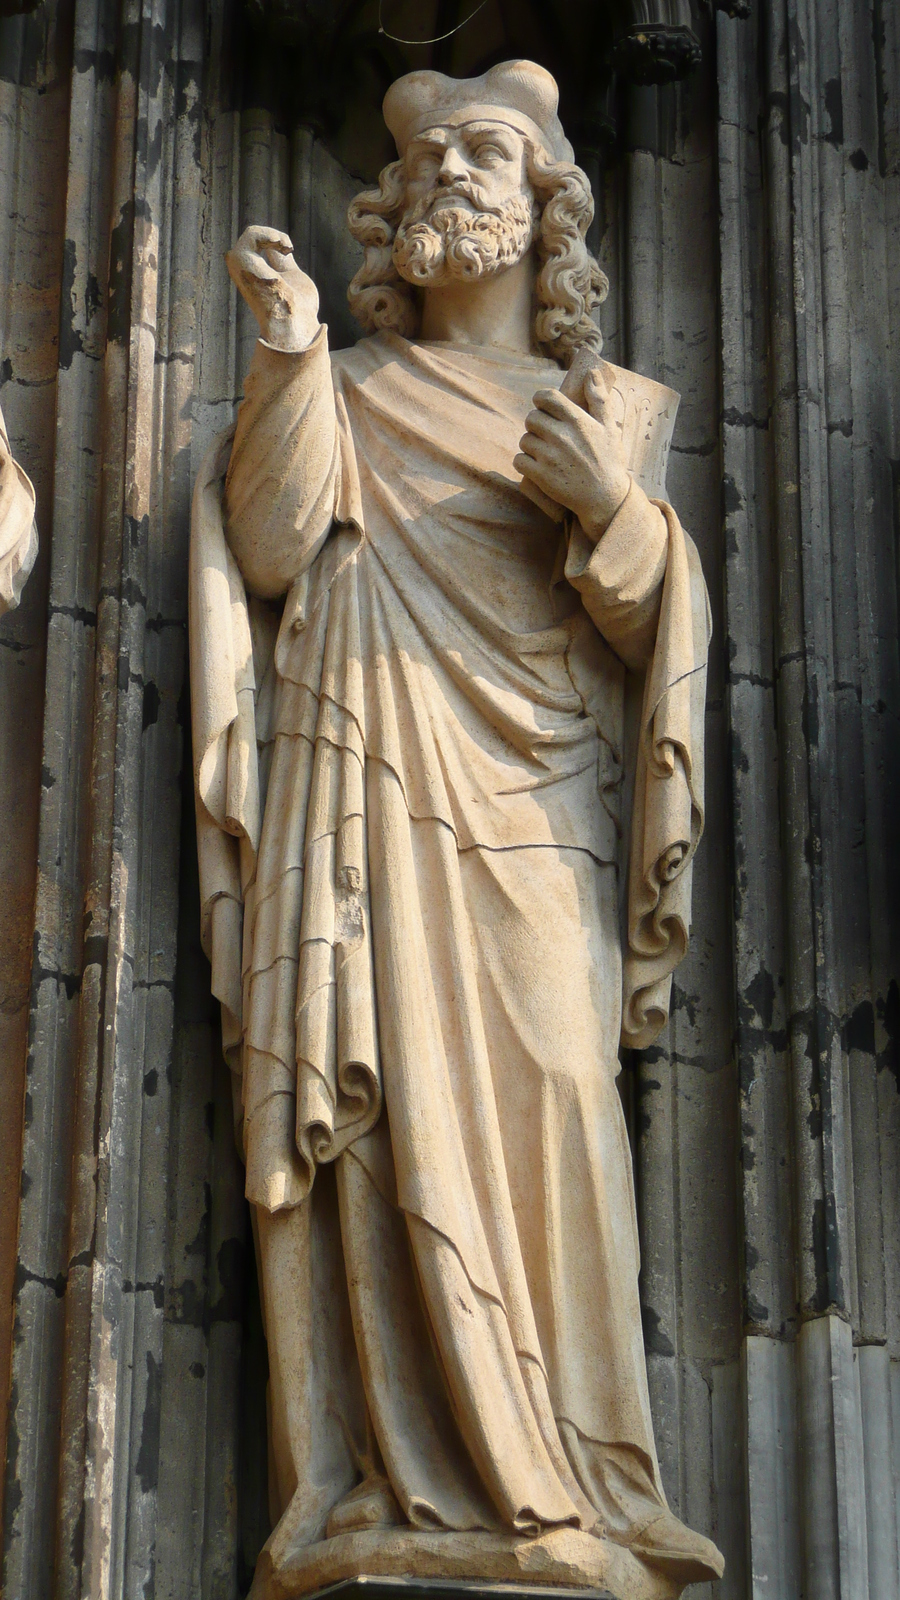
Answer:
[190,59,723,1600]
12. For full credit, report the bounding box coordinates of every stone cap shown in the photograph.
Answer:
[383,60,575,164]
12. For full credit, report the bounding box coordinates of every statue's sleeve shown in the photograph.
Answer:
[565,480,711,1050]
[223,325,339,599]
[563,479,668,671]
[0,406,37,615]
[190,327,349,1135]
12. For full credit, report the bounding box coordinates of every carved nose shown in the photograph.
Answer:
[437,150,467,185]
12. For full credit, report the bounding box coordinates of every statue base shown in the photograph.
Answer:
[249,1529,682,1600]
[292,1581,616,1600]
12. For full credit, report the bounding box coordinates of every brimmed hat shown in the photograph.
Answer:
[383,59,574,164]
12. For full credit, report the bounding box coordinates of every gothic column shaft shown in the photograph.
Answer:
[2,1,204,1594]
[718,0,900,1592]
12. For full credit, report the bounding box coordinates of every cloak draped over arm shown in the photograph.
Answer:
[565,480,710,1050]
[190,424,261,1080]
[190,329,342,1101]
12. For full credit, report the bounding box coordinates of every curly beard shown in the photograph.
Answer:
[392,190,538,287]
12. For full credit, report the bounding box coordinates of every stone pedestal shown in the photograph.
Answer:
[301,1579,614,1600]
[249,1535,678,1600]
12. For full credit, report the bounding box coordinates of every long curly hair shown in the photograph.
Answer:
[346,142,608,367]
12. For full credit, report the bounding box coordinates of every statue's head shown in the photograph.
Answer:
[347,60,608,366]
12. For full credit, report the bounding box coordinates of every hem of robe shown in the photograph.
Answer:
[339,1134,667,1540]
[257,1143,667,1561]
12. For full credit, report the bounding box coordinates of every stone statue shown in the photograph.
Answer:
[190,59,721,1600]
[0,403,37,614]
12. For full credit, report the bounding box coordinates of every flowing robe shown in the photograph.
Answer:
[189,328,710,1567]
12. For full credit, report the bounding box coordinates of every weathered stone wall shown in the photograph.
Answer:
[0,0,71,1522]
[719,0,900,1590]
[0,0,895,1595]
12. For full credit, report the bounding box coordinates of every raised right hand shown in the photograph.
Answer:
[226,226,320,352]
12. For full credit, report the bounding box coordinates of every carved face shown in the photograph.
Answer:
[392,120,538,288]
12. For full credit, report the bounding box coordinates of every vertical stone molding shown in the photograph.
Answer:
[719,0,900,1595]
[0,1,210,1593]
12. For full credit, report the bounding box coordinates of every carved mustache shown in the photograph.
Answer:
[427,180,485,208]
[403,181,498,226]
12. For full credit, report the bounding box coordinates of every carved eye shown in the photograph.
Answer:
[473,142,505,165]
[409,151,440,181]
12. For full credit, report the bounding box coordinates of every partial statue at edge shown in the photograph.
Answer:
[0,402,37,615]
[190,59,721,1600]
